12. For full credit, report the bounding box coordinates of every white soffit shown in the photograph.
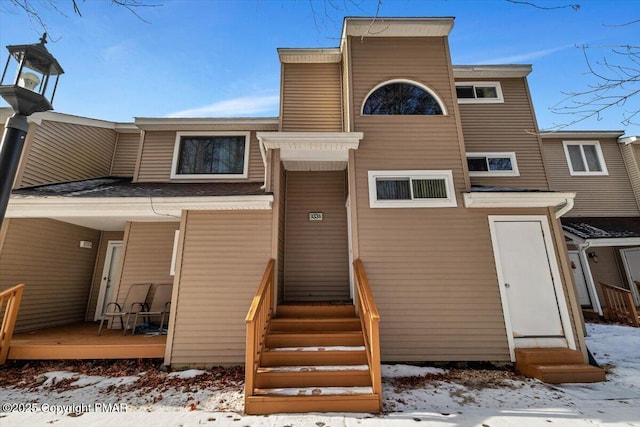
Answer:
[540,130,625,139]
[28,111,131,130]
[343,17,454,38]
[6,195,274,230]
[464,191,576,208]
[453,65,532,78]
[278,48,342,63]
[258,132,362,164]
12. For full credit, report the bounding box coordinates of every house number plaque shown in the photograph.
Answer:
[309,212,323,221]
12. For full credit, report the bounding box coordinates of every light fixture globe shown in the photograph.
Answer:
[0,33,64,115]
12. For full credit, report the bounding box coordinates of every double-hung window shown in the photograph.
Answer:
[171,132,250,179]
[368,170,457,208]
[466,152,519,177]
[455,82,503,103]
[562,141,608,176]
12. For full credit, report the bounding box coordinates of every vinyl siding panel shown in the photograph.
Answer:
[588,246,626,307]
[136,130,267,183]
[18,120,116,188]
[111,132,140,177]
[543,138,639,216]
[281,63,343,131]
[85,231,124,321]
[116,222,178,305]
[350,36,511,361]
[284,171,349,301]
[458,78,549,190]
[0,219,100,332]
[621,143,640,210]
[170,211,272,365]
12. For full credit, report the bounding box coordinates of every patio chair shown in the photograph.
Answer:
[127,284,173,335]
[97,283,151,336]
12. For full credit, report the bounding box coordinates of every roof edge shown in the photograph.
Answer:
[540,130,626,139]
[342,17,454,39]
[278,48,342,63]
[453,65,532,78]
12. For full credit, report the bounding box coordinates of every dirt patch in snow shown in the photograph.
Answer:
[387,366,525,393]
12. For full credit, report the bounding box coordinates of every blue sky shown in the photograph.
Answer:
[0,0,638,134]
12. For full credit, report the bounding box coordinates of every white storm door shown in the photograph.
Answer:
[94,241,123,320]
[620,248,640,305]
[489,216,575,358]
[568,251,592,306]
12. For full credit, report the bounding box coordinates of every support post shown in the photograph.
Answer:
[0,114,29,228]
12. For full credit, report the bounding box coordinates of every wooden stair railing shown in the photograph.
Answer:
[353,259,382,410]
[0,284,24,364]
[600,282,639,327]
[244,259,275,408]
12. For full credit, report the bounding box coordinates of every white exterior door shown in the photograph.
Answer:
[620,247,640,305]
[94,241,123,320]
[568,251,592,306]
[489,216,575,359]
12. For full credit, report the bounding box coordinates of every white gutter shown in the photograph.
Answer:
[555,197,575,218]
[576,242,603,316]
[259,139,268,190]
[619,135,638,145]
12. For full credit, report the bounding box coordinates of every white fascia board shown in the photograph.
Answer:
[6,195,274,219]
[582,237,640,247]
[342,17,454,38]
[135,117,280,131]
[540,130,625,139]
[28,111,123,129]
[463,191,576,208]
[257,132,363,147]
[453,65,532,78]
[278,48,342,63]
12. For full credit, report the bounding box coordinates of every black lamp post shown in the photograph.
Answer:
[0,33,63,228]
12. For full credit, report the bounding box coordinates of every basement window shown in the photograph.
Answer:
[368,170,457,208]
[466,152,520,177]
[455,82,504,103]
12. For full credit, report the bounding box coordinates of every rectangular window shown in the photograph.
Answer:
[368,170,457,208]
[455,82,504,104]
[466,152,520,177]
[171,131,250,179]
[562,141,608,176]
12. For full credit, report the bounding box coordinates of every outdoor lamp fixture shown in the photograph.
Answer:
[588,251,599,263]
[0,33,63,227]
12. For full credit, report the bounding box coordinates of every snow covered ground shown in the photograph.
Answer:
[0,322,639,426]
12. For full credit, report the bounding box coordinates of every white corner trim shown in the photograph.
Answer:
[464,191,576,208]
[6,195,274,220]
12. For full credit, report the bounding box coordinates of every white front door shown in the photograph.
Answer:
[489,216,576,360]
[94,241,123,320]
[568,251,592,307]
[620,247,640,305]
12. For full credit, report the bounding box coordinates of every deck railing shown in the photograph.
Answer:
[244,259,275,404]
[0,284,24,364]
[600,282,639,327]
[353,259,382,410]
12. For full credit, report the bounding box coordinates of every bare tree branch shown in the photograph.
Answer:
[549,45,640,129]
[504,0,580,11]
[603,18,640,27]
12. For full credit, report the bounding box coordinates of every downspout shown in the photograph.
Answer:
[555,197,574,219]
[258,139,267,190]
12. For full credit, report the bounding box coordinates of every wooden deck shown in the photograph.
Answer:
[8,322,166,360]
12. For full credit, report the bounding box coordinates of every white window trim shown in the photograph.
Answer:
[360,78,448,115]
[368,170,457,208]
[170,131,251,179]
[455,81,504,104]
[562,141,609,176]
[466,152,520,177]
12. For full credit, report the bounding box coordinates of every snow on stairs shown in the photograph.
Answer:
[245,304,381,414]
[515,348,606,384]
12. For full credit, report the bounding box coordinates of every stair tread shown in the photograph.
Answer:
[532,364,605,372]
[272,317,359,321]
[267,346,366,352]
[254,386,374,396]
[258,365,369,373]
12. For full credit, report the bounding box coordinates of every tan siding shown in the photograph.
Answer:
[170,211,272,365]
[111,132,140,177]
[543,138,639,216]
[18,120,116,188]
[588,246,626,307]
[85,231,124,321]
[281,63,343,131]
[458,78,550,190]
[278,161,286,303]
[136,130,266,183]
[621,143,640,210]
[284,171,349,301]
[116,222,178,305]
[350,36,512,361]
[0,219,100,332]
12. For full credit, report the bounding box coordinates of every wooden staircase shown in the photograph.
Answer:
[515,348,606,384]
[245,304,381,414]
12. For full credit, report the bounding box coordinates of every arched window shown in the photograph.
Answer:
[362,81,445,115]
